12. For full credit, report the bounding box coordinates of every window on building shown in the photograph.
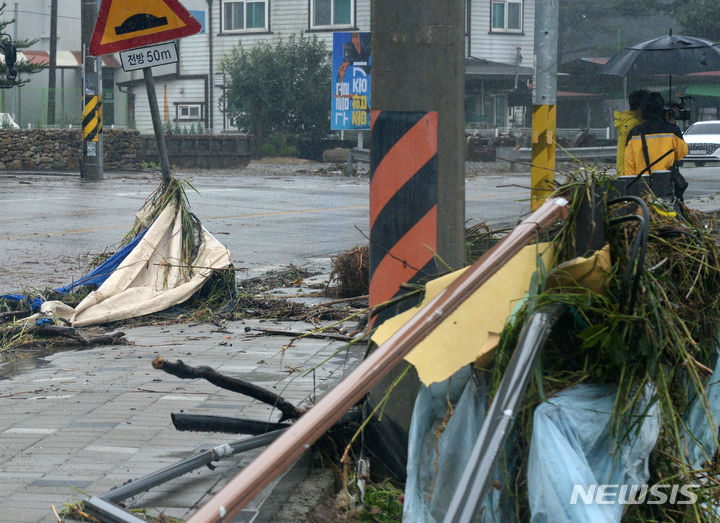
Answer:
[223,1,268,32]
[177,104,204,120]
[491,0,522,32]
[311,0,353,29]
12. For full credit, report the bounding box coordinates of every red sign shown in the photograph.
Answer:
[90,0,201,56]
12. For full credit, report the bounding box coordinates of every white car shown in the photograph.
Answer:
[682,121,720,166]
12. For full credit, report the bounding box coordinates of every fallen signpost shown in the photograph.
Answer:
[82,430,287,523]
[90,0,202,182]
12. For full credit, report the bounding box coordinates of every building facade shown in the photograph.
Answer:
[5,0,127,128]
[118,0,536,133]
[7,1,537,133]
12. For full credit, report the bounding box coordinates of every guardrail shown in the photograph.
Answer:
[346,147,370,175]
[496,145,617,167]
[467,127,613,140]
[346,145,617,174]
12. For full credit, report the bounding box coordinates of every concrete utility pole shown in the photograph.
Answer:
[369,0,465,452]
[80,0,103,179]
[373,1,466,270]
[530,0,559,209]
[206,0,214,133]
[13,2,18,122]
[47,0,57,125]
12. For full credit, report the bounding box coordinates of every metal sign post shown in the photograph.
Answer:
[89,0,200,182]
[81,1,103,180]
[143,67,171,182]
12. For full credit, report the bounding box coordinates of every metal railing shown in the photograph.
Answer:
[467,127,613,140]
[496,145,617,165]
[347,145,616,173]
[345,147,370,175]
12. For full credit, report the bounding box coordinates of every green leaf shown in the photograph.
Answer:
[578,324,608,349]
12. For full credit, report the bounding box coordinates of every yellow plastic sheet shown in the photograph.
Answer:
[372,243,553,386]
[546,244,611,294]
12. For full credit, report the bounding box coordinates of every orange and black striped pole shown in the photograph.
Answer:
[369,110,438,326]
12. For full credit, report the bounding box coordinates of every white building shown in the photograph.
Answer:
[7,0,536,132]
[5,0,127,128]
[118,0,536,133]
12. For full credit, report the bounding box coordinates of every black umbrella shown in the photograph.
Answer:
[600,33,720,76]
[599,33,720,103]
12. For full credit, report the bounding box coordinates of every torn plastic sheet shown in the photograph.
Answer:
[528,349,720,522]
[0,229,146,312]
[403,366,516,522]
[42,203,232,327]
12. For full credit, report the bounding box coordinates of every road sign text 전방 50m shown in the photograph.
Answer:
[120,42,178,72]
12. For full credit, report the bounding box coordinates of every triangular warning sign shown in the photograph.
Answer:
[90,0,201,56]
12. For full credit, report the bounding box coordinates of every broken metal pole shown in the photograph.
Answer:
[250,326,353,342]
[84,497,146,523]
[187,197,570,523]
[152,358,303,421]
[171,413,291,435]
[102,430,287,504]
[443,304,565,523]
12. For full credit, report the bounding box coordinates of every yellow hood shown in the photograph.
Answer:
[614,109,642,132]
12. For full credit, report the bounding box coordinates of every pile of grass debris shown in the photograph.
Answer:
[329,246,369,298]
[0,285,101,353]
[123,177,203,278]
[484,169,720,521]
[325,227,513,300]
[465,222,511,264]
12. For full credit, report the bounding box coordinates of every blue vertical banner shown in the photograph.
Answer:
[331,32,371,131]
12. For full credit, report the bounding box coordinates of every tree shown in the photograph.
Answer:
[0,2,44,88]
[673,0,720,41]
[221,34,331,157]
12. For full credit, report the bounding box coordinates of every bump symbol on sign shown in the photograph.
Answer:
[90,0,201,56]
[115,14,169,35]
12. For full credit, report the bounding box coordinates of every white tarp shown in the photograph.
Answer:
[41,202,231,327]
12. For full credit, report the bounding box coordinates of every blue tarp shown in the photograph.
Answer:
[1,230,146,312]
[403,366,515,522]
[404,353,720,522]
[528,384,660,523]
[528,351,720,522]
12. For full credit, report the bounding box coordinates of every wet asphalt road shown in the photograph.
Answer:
[0,162,718,292]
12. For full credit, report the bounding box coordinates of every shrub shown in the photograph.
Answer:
[221,34,331,159]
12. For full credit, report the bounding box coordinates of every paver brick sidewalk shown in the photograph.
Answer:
[0,318,362,522]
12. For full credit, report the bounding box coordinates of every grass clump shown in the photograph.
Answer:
[484,169,720,521]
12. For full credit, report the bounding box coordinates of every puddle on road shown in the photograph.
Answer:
[0,347,54,380]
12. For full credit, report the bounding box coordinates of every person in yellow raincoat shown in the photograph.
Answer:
[614,89,649,175]
[624,92,688,177]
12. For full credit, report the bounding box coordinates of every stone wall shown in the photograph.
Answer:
[0,129,251,171]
